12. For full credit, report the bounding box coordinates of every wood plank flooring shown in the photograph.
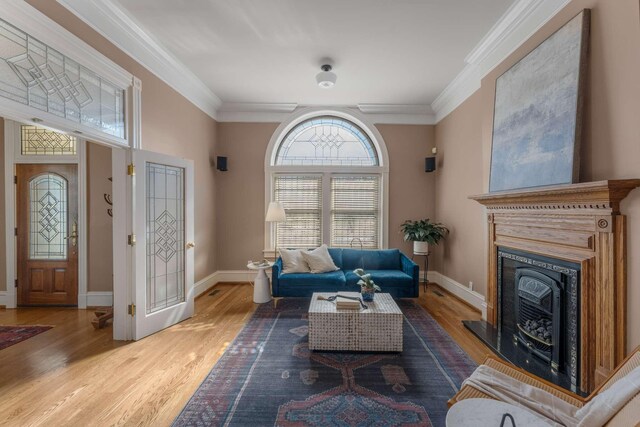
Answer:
[0,282,491,426]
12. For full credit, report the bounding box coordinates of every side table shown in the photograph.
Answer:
[446,398,552,426]
[247,262,274,303]
[412,252,430,292]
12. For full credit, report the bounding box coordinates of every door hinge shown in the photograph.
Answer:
[127,234,136,246]
[127,163,135,176]
[128,303,136,316]
[14,227,17,236]
[14,175,17,184]
[14,279,18,288]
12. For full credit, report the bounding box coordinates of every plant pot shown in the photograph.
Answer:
[361,287,375,302]
[413,241,429,255]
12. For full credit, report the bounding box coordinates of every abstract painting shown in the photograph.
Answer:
[489,10,590,192]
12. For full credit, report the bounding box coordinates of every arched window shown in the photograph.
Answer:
[275,116,379,166]
[266,109,388,252]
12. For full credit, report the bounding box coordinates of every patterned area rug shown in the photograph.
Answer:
[0,325,52,350]
[174,299,476,427]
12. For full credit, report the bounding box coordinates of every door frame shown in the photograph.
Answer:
[4,121,87,308]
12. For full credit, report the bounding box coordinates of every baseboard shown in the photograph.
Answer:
[86,291,113,307]
[0,291,7,307]
[194,270,273,297]
[194,271,220,297]
[427,271,487,320]
[217,270,271,283]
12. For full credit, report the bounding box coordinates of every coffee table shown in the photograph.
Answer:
[308,292,403,352]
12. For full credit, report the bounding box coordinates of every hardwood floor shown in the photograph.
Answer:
[0,282,492,426]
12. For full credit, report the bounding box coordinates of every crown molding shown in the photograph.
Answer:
[216,103,436,124]
[357,104,434,115]
[57,0,222,120]
[431,0,572,123]
[217,103,298,123]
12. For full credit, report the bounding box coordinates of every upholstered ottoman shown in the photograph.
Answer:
[308,292,403,352]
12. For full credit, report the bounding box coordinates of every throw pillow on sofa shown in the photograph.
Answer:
[279,248,310,274]
[301,245,340,273]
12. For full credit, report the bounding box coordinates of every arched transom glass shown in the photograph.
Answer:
[275,116,379,166]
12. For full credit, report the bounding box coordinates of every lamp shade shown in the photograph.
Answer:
[265,201,286,222]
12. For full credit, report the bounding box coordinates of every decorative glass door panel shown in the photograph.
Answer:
[29,173,68,260]
[133,150,194,340]
[146,163,185,314]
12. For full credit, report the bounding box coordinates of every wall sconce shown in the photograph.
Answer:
[425,147,437,173]
[216,156,228,171]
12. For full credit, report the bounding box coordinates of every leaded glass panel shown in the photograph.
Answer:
[0,19,125,138]
[146,162,185,314]
[275,116,379,166]
[29,173,68,260]
[21,125,77,156]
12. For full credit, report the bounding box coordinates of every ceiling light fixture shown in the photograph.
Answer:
[316,64,337,88]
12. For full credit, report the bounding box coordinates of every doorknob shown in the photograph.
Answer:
[186,242,195,249]
[66,220,78,247]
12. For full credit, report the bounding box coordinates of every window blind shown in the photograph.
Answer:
[274,175,322,248]
[330,176,380,248]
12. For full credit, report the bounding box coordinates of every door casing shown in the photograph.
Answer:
[16,163,79,306]
[4,121,88,309]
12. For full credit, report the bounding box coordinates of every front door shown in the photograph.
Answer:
[16,164,78,306]
[132,150,194,340]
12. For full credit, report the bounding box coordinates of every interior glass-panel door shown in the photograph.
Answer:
[133,150,194,340]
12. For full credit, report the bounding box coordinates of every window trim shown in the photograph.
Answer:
[264,107,389,255]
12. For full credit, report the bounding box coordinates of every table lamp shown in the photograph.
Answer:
[266,201,287,261]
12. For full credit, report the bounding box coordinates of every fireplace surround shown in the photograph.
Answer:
[469,180,640,393]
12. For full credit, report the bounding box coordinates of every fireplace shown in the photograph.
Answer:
[497,248,580,390]
[514,269,559,364]
[467,180,640,393]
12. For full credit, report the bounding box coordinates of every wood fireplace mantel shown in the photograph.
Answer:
[470,180,640,393]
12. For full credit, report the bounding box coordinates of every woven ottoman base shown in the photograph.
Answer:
[308,292,403,352]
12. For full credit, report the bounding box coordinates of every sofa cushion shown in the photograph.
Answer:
[328,248,343,269]
[342,249,401,270]
[279,248,310,273]
[279,270,346,287]
[301,245,340,273]
[345,270,413,288]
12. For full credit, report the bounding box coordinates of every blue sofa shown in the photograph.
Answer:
[272,248,419,298]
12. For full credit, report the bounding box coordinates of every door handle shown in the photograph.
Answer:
[186,242,195,249]
[66,220,78,247]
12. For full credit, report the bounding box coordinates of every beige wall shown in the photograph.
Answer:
[87,142,113,292]
[377,124,436,254]
[434,0,640,350]
[216,122,435,270]
[432,91,486,289]
[216,123,278,270]
[25,1,219,281]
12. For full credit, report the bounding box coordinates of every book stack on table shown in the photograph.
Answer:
[336,295,360,310]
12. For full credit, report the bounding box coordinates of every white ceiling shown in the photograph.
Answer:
[113,0,514,107]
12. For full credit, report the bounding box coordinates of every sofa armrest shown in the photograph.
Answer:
[272,258,283,296]
[449,355,585,408]
[400,253,419,297]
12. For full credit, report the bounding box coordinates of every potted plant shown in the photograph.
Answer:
[353,268,381,302]
[400,219,449,255]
